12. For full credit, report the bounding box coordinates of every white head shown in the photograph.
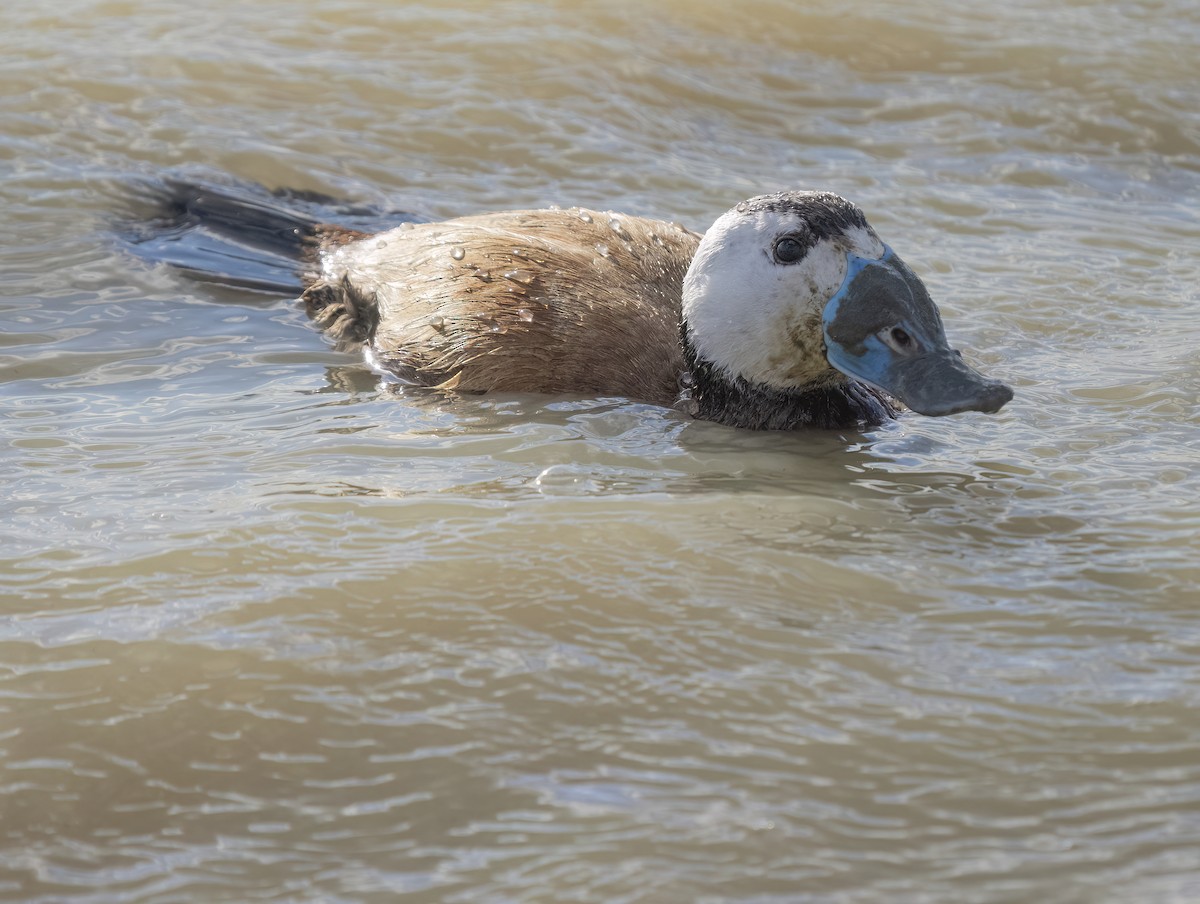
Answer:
[681,191,1013,417]
[682,191,885,390]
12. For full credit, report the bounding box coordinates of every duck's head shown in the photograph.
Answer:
[682,191,1012,418]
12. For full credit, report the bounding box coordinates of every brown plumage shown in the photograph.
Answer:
[302,209,701,402]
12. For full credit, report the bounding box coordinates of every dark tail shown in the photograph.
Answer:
[121,176,410,295]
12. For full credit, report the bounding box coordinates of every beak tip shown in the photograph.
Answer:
[982,381,1015,414]
[906,380,1014,417]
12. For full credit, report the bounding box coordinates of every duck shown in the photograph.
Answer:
[139,182,1013,430]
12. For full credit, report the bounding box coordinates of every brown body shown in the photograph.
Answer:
[302,208,701,402]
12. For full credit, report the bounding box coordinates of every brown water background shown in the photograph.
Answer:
[2,0,1199,900]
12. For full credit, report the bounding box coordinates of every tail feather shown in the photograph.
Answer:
[161,179,325,262]
[122,177,403,296]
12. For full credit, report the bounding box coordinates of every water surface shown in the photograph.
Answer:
[2,1,1199,901]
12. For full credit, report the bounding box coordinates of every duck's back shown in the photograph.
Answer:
[304,208,702,402]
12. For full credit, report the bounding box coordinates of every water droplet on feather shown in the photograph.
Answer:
[504,269,535,285]
[609,217,630,240]
[478,315,507,334]
[449,246,465,261]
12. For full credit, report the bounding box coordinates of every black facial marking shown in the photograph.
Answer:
[679,325,897,430]
[742,191,869,237]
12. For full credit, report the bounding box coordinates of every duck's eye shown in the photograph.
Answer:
[890,327,912,347]
[773,235,806,264]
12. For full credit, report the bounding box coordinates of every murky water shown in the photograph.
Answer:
[3,0,1199,900]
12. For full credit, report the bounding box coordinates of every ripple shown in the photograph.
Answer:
[2,0,1200,900]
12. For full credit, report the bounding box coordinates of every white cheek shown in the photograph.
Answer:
[684,229,853,388]
[801,243,852,308]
